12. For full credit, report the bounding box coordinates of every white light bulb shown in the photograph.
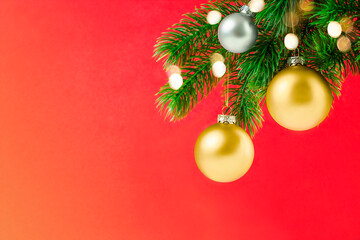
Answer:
[212,61,227,78]
[327,21,342,38]
[284,33,299,50]
[169,73,183,90]
[207,10,222,25]
[249,0,265,13]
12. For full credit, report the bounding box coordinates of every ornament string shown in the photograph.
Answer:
[226,59,229,108]
[291,0,296,56]
[222,58,230,114]
[291,1,294,33]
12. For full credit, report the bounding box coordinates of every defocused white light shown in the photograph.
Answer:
[327,21,342,38]
[248,0,265,13]
[169,73,183,90]
[284,33,299,50]
[212,61,227,78]
[207,11,222,25]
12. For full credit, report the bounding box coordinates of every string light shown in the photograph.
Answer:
[169,73,183,90]
[284,33,299,50]
[212,61,227,78]
[285,1,299,52]
[207,11,222,25]
[327,21,342,38]
[248,0,265,13]
[210,53,226,78]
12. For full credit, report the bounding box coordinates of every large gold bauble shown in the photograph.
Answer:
[194,123,254,182]
[266,65,333,131]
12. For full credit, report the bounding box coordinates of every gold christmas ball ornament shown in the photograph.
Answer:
[194,115,254,182]
[266,57,333,131]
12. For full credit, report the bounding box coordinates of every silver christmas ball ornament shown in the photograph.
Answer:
[218,5,258,53]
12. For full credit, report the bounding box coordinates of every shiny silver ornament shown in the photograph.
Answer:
[218,5,258,53]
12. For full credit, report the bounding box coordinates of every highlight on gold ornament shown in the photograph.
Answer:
[266,57,333,131]
[194,115,254,182]
[153,0,360,180]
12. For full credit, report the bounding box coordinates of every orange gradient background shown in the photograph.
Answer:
[0,0,360,240]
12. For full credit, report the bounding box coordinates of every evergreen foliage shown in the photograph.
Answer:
[154,0,360,136]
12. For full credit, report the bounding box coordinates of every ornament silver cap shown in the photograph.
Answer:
[240,5,255,17]
[218,115,236,124]
[287,56,305,66]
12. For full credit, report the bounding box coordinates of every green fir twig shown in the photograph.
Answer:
[154,0,360,136]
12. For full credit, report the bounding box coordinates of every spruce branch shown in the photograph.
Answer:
[255,0,290,36]
[156,59,212,120]
[153,1,242,68]
[154,1,245,121]
[156,49,238,120]
[356,41,360,62]
[308,0,360,28]
[154,0,360,136]
[236,33,285,89]
[302,29,359,97]
[224,76,265,136]
[302,29,343,97]
[223,32,287,136]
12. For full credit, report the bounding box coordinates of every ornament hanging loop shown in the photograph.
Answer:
[287,56,305,66]
[291,47,300,57]
[240,5,255,17]
[218,3,258,53]
[218,115,236,124]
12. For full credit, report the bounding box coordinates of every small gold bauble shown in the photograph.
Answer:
[194,123,254,182]
[266,65,333,131]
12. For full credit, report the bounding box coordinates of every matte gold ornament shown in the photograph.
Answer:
[194,115,254,182]
[266,57,333,131]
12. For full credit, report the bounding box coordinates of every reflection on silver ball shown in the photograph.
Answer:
[218,12,258,53]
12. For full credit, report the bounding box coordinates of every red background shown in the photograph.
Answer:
[0,0,359,239]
